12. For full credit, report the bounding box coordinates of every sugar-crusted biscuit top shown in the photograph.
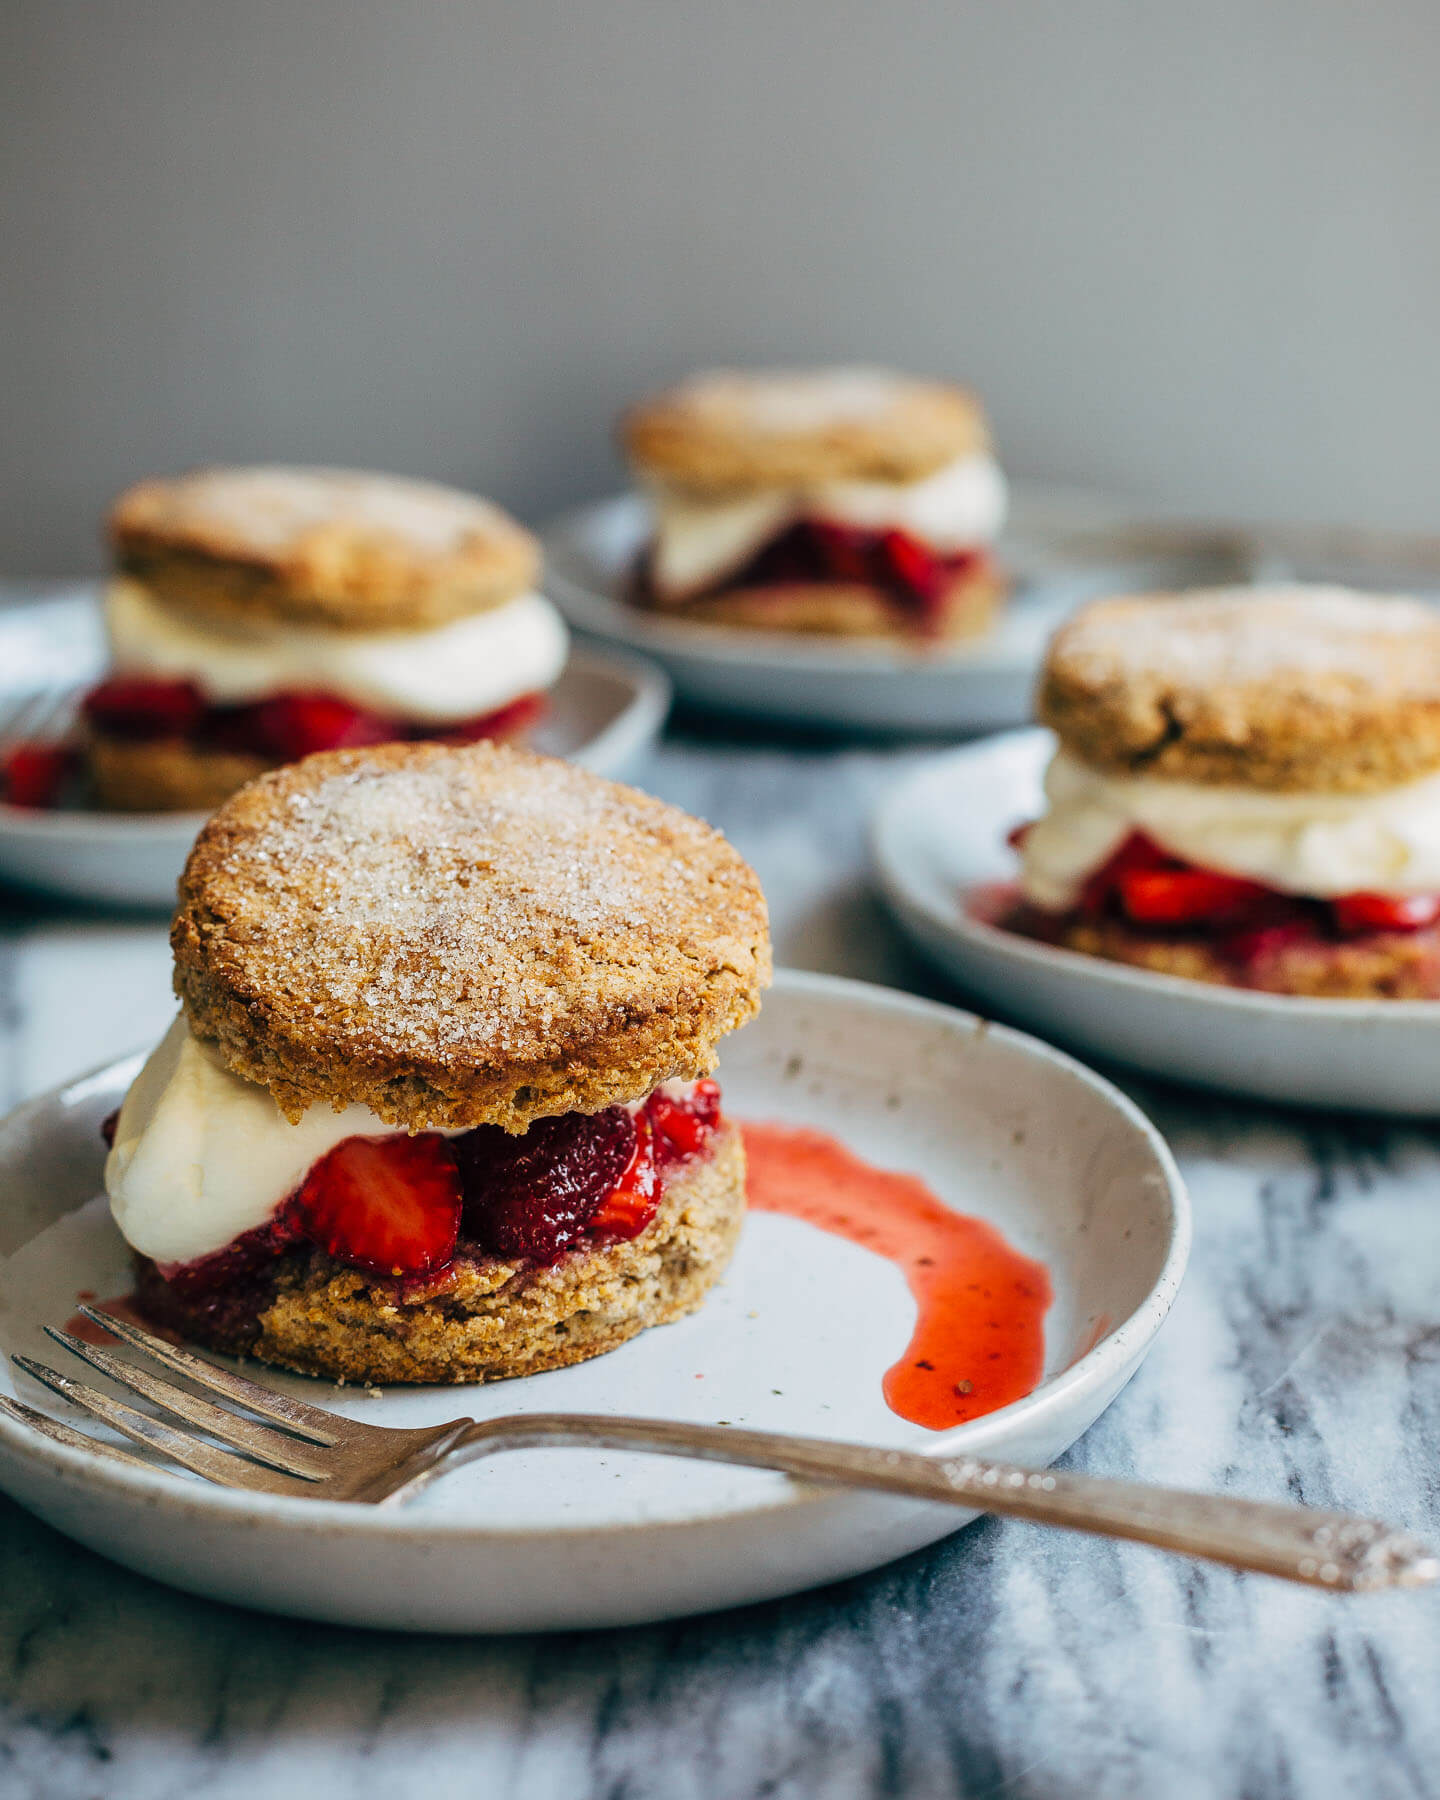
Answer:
[110,466,540,631]
[1040,586,1440,792]
[621,367,992,493]
[172,741,771,1130]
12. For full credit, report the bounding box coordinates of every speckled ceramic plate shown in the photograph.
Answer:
[0,591,671,910]
[0,970,1187,1633]
[873,730,1440,1114]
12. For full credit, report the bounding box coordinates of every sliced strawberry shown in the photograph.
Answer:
[587,1114,660,1240]
[878,528,945,605]
[455,1105,640,1263]
[1077,831,1177,918]
[2,742,78,808]
[1119,867,1276,927]
[436,692,546,745]
[1330,892,1440,934]
[243,693,398,761]
[83,677,207,741]
[646,1078,722,1167]
[293,1134,461,1277]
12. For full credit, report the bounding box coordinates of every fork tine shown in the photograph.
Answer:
[0,690,49,750]
[0,1393,158,1475]
[0,686,78,754]
[76,1305,340,1445]
[12,1355,316,1495]
[43,1326,329,1480]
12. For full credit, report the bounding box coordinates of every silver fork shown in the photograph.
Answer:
[0,685,82,758]
[5,1304,1436,1593]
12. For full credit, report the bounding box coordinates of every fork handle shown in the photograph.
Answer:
[418,1414,1435,1593]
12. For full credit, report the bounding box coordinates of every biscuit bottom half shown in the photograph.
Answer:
[644,563,1004,641]
[132,1124,747,1385]
[87,702,540,814]
[1057,915,1440,1000]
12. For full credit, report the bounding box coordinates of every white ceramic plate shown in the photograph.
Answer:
[0,969,1187,1633]
[541,492,1138,734]
[0,590,671,909]
[873,730,1440,1115]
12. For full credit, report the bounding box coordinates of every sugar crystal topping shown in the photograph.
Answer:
[204,749,763,1063]
[132,467,511,556]
[1059,586,1440,691]
[676,367,915,434]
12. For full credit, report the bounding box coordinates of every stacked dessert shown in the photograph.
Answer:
[83,466,569,811]
[1011,587,1440,997]
[104,740,771,1382]
[621,367,1007,640]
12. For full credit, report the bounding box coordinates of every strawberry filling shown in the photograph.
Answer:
[1023,827,1440,955]
[144,1080,725,1311]
[452,1105,658,1263]
[640,521,988,626]
[80,677,545,764]
[1,741,82,808]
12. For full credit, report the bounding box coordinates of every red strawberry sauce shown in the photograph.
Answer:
[740,1121,1051,1431]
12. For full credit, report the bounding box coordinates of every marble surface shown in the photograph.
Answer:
[2,720,1439,1799]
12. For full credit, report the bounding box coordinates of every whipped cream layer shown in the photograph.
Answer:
[105,579,569,724]
[647,453,1007,598]
[1021,749,1440,911]
[105,1018,426,1265]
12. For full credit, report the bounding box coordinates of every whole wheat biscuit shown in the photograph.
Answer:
[173,741,771,1130]
[622,367,992,494]
[132,1123,746,1384]
[1039,586,1440,792]
[110,466,540,633]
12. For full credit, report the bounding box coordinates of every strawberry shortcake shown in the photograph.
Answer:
[81,466,568,812]
[620,367,1007,640]
[1007,587,1440,998]
[103,741,771,1383]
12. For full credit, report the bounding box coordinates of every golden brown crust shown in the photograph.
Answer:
[1040,586,1440,793]
[173,741,771,1130]
[637,562,1005,642]
[1059,916,1440,999]
[621,367,991,494]
[109,466,540,632]
[88,733,269,814]
[137,1124,746,1384]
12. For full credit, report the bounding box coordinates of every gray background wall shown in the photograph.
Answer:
[3,0,1438,574]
